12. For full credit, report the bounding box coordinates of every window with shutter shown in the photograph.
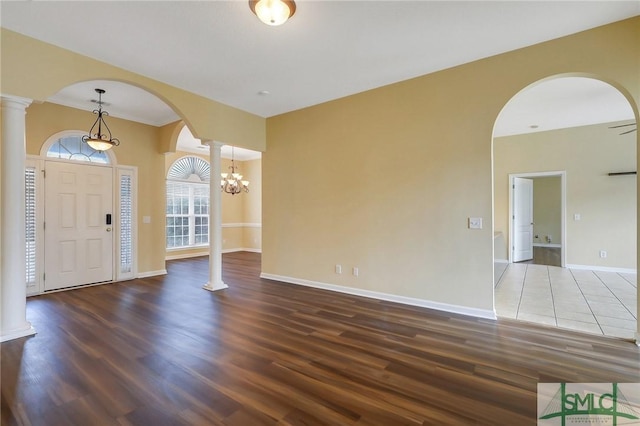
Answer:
[166,156,210,249]
[25,166,37,287]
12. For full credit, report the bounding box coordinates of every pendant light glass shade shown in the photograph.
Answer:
[85,138,118,152]
[249,0,296,26]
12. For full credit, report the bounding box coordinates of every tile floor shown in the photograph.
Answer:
[495,263,637,340]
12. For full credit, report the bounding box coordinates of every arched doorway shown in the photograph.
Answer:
[492,76,638,340]
[23,80,188,295]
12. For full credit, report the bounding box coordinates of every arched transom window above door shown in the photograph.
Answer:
[45,134,111,164]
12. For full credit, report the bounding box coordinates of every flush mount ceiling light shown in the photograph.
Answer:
[82,88,120,151]
[249,0,296,26]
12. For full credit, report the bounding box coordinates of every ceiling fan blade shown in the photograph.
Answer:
[620,128,637,135]
[609,123,637,128]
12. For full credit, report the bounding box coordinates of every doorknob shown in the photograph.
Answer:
[106,228,112,232]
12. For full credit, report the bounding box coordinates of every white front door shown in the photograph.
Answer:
[513,177,534,262]
[44,161,113,290]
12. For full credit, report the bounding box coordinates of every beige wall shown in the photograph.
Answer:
[533,177,562,246]
[494,122,636,269]
[242,159,262,250]
[263,17,639,313]
[164,152,262,257]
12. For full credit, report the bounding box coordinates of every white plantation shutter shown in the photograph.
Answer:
[25,166,37,287]
[120,174,133,274]
[117,168,136,281]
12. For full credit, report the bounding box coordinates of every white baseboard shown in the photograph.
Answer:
[165,252,208,261]
[167,249,262,259]
[260,273,497,320]
[566,264,637,274]
[138,269,167,278]
[494,259,509,264]
[0,325,36,342]
[533,243,562,248]
[222,248,262,254]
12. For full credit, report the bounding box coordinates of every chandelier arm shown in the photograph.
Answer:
[98,111,120,146]
[83,112,102,141]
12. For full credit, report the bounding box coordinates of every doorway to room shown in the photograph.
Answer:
[492,75,637,340]
[509,172,565,268]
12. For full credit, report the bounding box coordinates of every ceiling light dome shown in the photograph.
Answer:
[249,0,296,26]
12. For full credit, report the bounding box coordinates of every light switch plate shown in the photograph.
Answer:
[469,217,483,229]
[143,215,151,224]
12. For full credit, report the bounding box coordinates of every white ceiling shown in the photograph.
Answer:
[2,1,638,138]
[177,126,262,160]
[494,77,635,137]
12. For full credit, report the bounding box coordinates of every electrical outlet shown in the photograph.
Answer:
[352,267,359,277]
[599,250,607,259]
[335,264,342,274]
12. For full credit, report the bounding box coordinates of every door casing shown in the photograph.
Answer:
[508,171,566,267]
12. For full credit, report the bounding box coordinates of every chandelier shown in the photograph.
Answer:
[249,0,296,26]
[221,147,249,195]
[82,88,120,151]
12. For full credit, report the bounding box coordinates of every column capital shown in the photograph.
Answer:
[1,95,33,110]
[202,140,224,149]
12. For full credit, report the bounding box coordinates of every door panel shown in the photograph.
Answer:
[45,162,113,291]
[513,177,534,262]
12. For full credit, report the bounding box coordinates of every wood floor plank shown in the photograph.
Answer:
[2,252,639,425]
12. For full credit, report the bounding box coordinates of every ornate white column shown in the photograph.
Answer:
[203,140,227,291]
[1,95,36,342]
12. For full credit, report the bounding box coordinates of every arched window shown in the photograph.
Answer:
[46,135,110,164]
[166,156,210,249]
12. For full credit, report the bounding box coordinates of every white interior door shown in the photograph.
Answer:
[44,161,113,290]
[513,177,534,262]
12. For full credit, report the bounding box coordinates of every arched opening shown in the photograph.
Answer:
[165,125,263,263]
[492,75,638,341]
[24,79,204,295]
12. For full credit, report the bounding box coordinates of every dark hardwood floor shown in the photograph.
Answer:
[2,252,639,425]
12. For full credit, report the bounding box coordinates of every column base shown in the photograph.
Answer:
[0,323,36,343]
[203,282,228,292]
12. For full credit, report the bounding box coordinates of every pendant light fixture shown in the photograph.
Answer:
[249,0,296,26]
[82,88,120,151]
[221,147,250,195]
